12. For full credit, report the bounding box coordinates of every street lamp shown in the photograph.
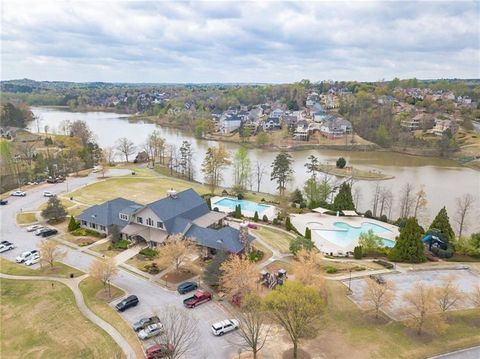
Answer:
[348,268,353,293]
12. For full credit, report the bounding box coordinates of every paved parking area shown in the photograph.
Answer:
[347,269,480,320]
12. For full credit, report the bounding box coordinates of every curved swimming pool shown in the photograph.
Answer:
[314,221,395,248]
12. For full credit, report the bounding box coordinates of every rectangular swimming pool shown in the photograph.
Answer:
[212,198,272,214]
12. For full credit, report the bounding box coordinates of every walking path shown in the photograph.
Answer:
[0,273,136,359]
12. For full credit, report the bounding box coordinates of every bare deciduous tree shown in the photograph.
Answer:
[89,258,119,297]
[157,234,196,271]
[154,306,200,359]
[413,186,428,220]
[371,181,382,217]
[16,142,36,165]
[220,254,258,299]
[234,294,271,359]
[38,240,67,268]
[403,283,446,335]
[379,187,393,219]
[292,249,326,296]
[254,161,267,193]
[70,120,93,146]
[363,278,395,318]
[115,137,136,162]
[103,146,116,166]
[399,183,414,219]
[434,275,462,313]
[454,194,475,239]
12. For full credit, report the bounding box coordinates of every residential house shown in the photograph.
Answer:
[78,189,254,254]
[432,119,459,136]
[263,117,282,131]
[293,120,309,140]
[400,113,423,131]
[320,117,352,139]
[219,114,242,134]
[270,108,284,118]
[77,198,143,236]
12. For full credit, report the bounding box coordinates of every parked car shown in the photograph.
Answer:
[0,242,15,253]
[46,177,58,184]
[177,281,198,295]
[138,323,164,340]
[16,250,38,263]
[0,199,8,205]
[145,344,174,359]
[25,253,40,266]
[369,274,386,285]
[39,228,58,237]
[115,295,139,312]
[247,223,258,229]
[35,227,51,236]
[11,190,26,197]
[183,290,212,308]
[133,316,160,332]
[27,224,43,232]
[211,319,239,336]
[43,191,56,197]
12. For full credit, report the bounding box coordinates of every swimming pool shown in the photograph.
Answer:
[212,198,272,214]
[314,221,395,248]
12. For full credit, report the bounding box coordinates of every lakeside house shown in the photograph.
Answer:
[319,116,352,139]
[77,188,254,254]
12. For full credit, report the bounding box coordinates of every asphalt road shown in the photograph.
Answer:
[0,173,237,359]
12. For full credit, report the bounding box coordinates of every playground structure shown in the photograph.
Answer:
[260,269,287,289]
[422,229,448,251]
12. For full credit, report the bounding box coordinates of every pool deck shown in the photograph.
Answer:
[210,196,277,220]
[291,212,400,255]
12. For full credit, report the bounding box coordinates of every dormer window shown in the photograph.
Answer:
[119,213,129,221]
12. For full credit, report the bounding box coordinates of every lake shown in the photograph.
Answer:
[30,106,480,233]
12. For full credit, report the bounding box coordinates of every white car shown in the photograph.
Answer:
[25,254,40,266]
[43,191,55,197]
[11,190,26,197]
[0,242,15,253]
[16,250,38,263]
[27,224,43,232]
[138,323,164,340]
[211,319,239,336]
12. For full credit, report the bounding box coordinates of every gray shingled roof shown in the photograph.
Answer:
[185,224,254,253]
[145,189,210,234]
[77,198,141,228]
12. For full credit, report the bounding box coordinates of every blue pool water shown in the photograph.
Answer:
[213,198,271,214]
[315,221,395,248]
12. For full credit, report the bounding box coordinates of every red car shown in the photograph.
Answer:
[247,223,258,229]
[183,290,212,308]
[146,344,174,359]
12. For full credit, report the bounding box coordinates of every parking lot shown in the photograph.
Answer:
[347,268,480,320]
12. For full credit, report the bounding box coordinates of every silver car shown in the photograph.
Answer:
[138,323,164,340]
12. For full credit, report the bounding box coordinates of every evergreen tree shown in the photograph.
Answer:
[304,227,311,239]
[285,216,293,231]
[206,197,212,210]
[253,211,259,222]
[41,196,67,222]
[289,236,315,255]
[203,250,228,287]
[336,157,346,169]
[68,215,80,232]
[332,183,355,211]
[389,217,426,263]
[262,214,269,222]
[270,152,294,196]
[429,206,455,242]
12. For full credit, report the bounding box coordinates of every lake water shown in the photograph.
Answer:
[30,106,480,233]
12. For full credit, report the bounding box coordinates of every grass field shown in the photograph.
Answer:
[16,212,38,224]
[301,281,480,359]
[79,277,145,358]
[254,226,293,254]
[0,278,123,358]
[89,240,125,258]
[37,198,76,211]
[0,258,84,277]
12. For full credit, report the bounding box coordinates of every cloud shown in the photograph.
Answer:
[1,0,479,82]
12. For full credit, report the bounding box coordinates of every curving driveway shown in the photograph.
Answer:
[0,172,237,359]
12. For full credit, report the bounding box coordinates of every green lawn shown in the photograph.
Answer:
[37,198,76,211]
[0,278,123,358]
[253,226,293,254]
[0,258,84,277]
[89,240,125,258]
[16,212,38,224]
[79,277,145,358]
[304,281,480,358]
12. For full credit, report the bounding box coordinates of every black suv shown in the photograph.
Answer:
[115,295,139,312]
[40,228,58,237]
[177,281,198,295]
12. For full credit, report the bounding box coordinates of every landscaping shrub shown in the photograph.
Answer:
[248,249,265,262]
[353,266,365,271]
[353,245,363,259]
[68,216,80,232]
[70,228,102,237]
[113,239,130,250]
[237,193,244,200]
[289,236,315,255]
[304,227,311,239]
[285,216,293,231]
[272,218,279,225]
[372,259,394,269]
[379,214,388,223]
[300,202,307,209]
[364,210,373,218]
[431,246,454,259]
[336,157,346,169]
[262,214,268,222]
[253,211,259,222]
[325,266,338,274]
[213,207,219,212]
[139,247,159,259]
[221,190,229,196]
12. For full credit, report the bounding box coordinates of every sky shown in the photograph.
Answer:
[1,0,479,83]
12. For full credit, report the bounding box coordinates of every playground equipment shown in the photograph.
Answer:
[422,229,448,251]
[260,269,288,289]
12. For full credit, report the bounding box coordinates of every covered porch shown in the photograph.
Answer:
[121,223,168,247]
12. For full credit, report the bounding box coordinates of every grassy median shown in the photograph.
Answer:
[0,278,123,358]
[16,212,38,224]
[0,258,84,277]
